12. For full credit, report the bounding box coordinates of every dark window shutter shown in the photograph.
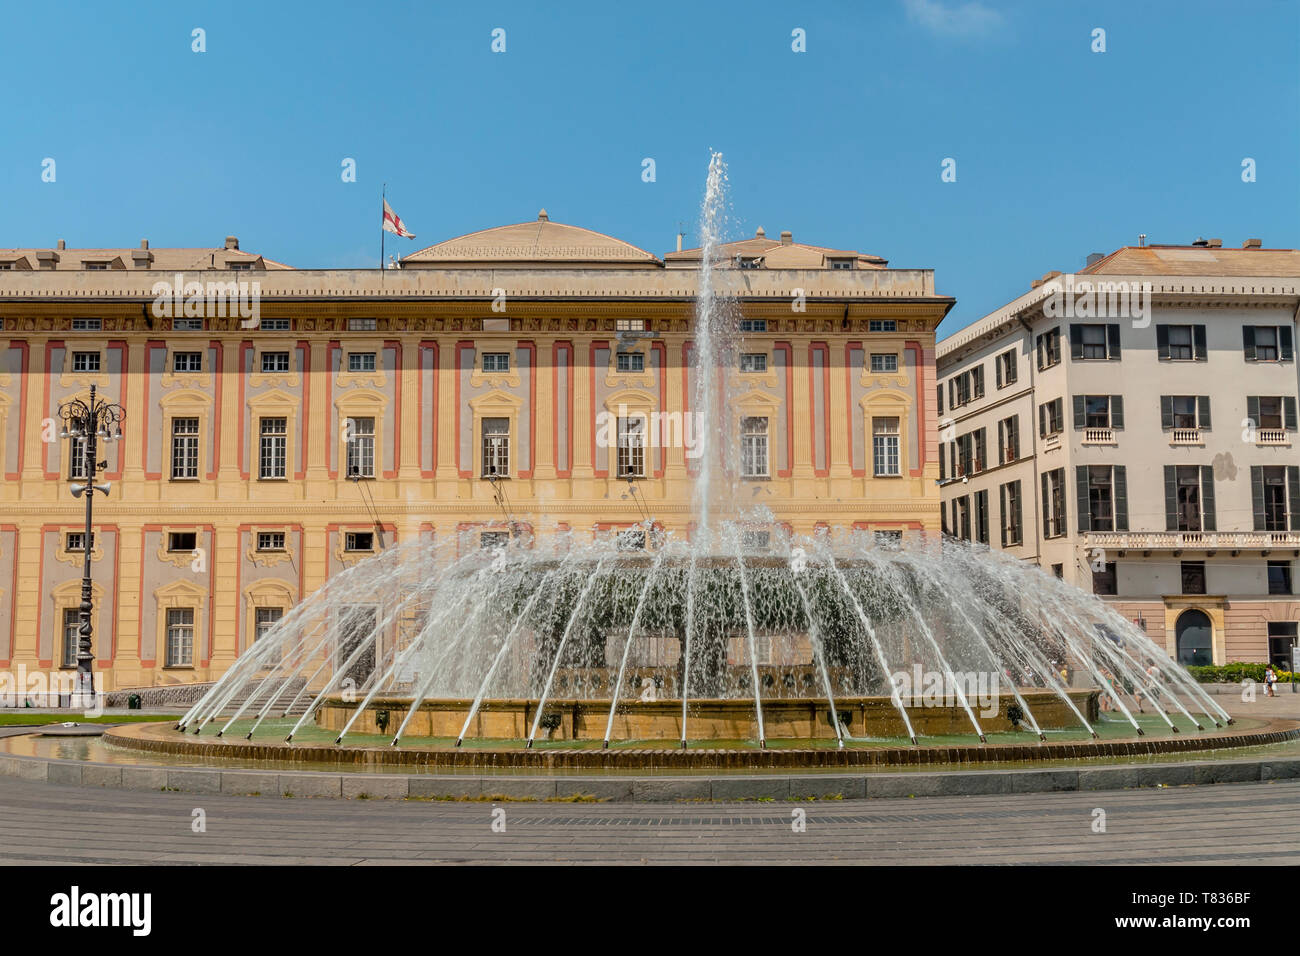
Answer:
[1013,482,1023,544]
[1193,325,1207,360]
[1111,395,1124,430]
[1284,396,1298,431]
[1160,395,1174,430]
[1107,324,1121,358]
[1156,325,1170,360]
[1076,465,1091,534]
[1164,465,1177,531]
[997,421,1005,464]
[999,485,1007,548]
[1073,395,1086,430]
[995,358,1002,389]
[938,441,946,480]
[1198,395,1211,430]
[1200,465,1216,532]
[1281,326,1294,361]
[1243,326,1256,361]
[1041,472,1050,537]
[948,379,955,408]
[1247,396,1260,428]
[1289,466,1300,531]
[936,384,943,415]
[1251,466,1266,531]
[1039,404,1046,437]
[1069,324,1084,359]
[1113,466,1128,532]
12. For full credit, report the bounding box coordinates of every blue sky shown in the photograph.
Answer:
[3,0,1297,338]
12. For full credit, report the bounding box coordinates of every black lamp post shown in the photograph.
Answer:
[57,383,124,708]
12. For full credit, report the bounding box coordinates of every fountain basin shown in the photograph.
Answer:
[314,689,1100,741]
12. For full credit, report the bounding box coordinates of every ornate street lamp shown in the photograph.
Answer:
[57,383,124,708]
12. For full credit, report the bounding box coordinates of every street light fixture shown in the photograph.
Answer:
[56,383,124,709]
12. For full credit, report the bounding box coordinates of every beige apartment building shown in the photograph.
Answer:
[937,240,1300,668]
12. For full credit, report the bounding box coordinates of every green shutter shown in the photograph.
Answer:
[1076,465,1091,533]
[1013,482,1023,545]
[1041,472,1050,537]
[1193,325,1207,360]
[999,485,1007,548]
[1290,466,1300,532]
[1164,465,1178,531]
[1107,324,1121,358]
[1113,466,1128,532]
[1251,466,1266,531]
[1069,324,1084,359]
[1247,396,1260,429]
[1073,395,1085,430]
[1200,465,1216,532]
[1110,395,1124,430]
[1281,326,1294,361]
[1156,324,1170,360]
[1285,397,1297,431]
[1243,326,1256,361]
[1160,395,1174,430]
[1198,395,1211,430]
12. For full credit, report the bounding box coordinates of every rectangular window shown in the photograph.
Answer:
[346,417,375,478]
[165,608,194,667]
[1267,561,1292,595]
[62,608,80,668]
[615,352,645,373]
[1166,395,1200,430]
[255,607,283,642]
[1001,481,1023,547]
[973,489,989,544]
[1071,323,1120,360]
[171,417,199,479]
[872,417,900,477]
[261,351,290,373]
[829,259,853,270]
[481,417,509,478]
[741,416,769,478]
[869,353,898,373]
[1084,395,1112,428]
[1042,468,1066,538]
[615,318,647,332]
[348,318,377,332]
[1039,398,1064,436]
[1245,326,1279,362]
[482,352,510,373]
[616,416,646,478]
[260,318,291,332]
[168,531,197,552]
[1092,562,1118,595]
[1254,396,1285,430]
[1157,324,1207,361]
[68,434,88,480]
[739,319,767,333]
[71,351,100,373]
[998,415,1019,463]
[1269,622,1299,670]
[1167,325,1193,360]
[868,320,896,332]
[256,531,286,551]
[740,353,767,373]
[480,531,509,550]
[172,352,202,373]
[1173,465,1204,532]
[344,531,374,552]
[997,348,1017,387]
[1087,465,1115,532]
[1181,561,1207,595]
[953,496,971,541]
[1037,328,1061,369]
[741,530,771,551]
[84,262,108,271]
[1255,466,1291,532]
[347,352,376,373]
[172,318,204,331]
[259,417,287,479]
[617,528,647,551]
[66,532,93,552]
[71,318,102,331]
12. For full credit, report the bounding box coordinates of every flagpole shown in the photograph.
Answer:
[380,183,386,278]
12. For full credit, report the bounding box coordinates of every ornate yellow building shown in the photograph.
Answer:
[0,216,952,691]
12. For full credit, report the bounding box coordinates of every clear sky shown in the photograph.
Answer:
[3,0,1297,338]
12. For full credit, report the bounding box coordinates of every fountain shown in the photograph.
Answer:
[173,153,1234,756]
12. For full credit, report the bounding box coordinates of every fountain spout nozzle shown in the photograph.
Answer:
[454,737,463,748]
[978,734,987,744]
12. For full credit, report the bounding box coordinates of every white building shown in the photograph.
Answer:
[937,240,1300,667]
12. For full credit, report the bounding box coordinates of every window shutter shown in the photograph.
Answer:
[995,358,1002,389]
[1290,466,1300,531]
[1013,483,1023,545]
[1076,465,1091,534]
[1164,465,1177,531]
[936,384,943,415]
[1041,473,1050,538]
[1198,395,1211,430]
[1111,395,1124,430]
[997,421,1005,464]
[1107,324,1121,358]
[1251,466,1266,531]
[999,485,1007,548]
[1285,396,1298,431]
[1039,404,1046,438]
[938,442,946,481]
[1243,326,1256,361]
[1072,395,1086,430]
[1247,395,1260,428]
[1160,395,1174,430]
[1281,326,1294,361]
[1193,325,1207,360]
[1156,325,1170,360]
[1289,468,1300,535]
[1113,466,1129,532]
[1200,465,1216,532]
[1069,324,1084,359]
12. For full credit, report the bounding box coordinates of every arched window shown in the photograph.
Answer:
[1175,609,1213,666]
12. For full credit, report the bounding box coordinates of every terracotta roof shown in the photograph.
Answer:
[1080,245,1300,277]
[664,228,887,269]
[0,241,293,271]
[401,211,661,267]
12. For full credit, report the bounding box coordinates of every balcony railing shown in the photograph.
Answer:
[1257,428,1291,445]
[1170,427,1203,445]
[1082,427,1115,444]
[1083,530,1300,550]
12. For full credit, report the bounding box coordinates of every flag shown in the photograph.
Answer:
[382,199,415,239]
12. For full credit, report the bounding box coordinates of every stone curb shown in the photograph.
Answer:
[2,751,1297,802]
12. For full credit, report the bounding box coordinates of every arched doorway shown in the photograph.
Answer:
[1175,609,1213,666]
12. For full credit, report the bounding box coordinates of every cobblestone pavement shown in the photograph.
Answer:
[0,775,1295,865]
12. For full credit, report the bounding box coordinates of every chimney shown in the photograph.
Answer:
[779,230,792,245]
[1192,237,1209,247]
[676,232,683,252]
[1242,238,1262,249]
[1085,252,1105,268]
[57,239,65,250]
[755,226,765,238]
[224,236,239,250]
[1206,238,1222,248]
[537,209,548,222]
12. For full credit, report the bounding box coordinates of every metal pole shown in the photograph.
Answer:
[76,384,97,707]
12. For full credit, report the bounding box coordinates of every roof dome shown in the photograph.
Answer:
[402,212,661,268]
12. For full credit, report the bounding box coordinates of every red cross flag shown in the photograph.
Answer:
[382,199,415,239]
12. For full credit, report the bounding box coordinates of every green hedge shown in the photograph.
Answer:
[1186,662,1295,684]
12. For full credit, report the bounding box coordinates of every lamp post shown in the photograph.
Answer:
[57,383,124,709]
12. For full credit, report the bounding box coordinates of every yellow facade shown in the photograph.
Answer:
[0,222,951,691]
